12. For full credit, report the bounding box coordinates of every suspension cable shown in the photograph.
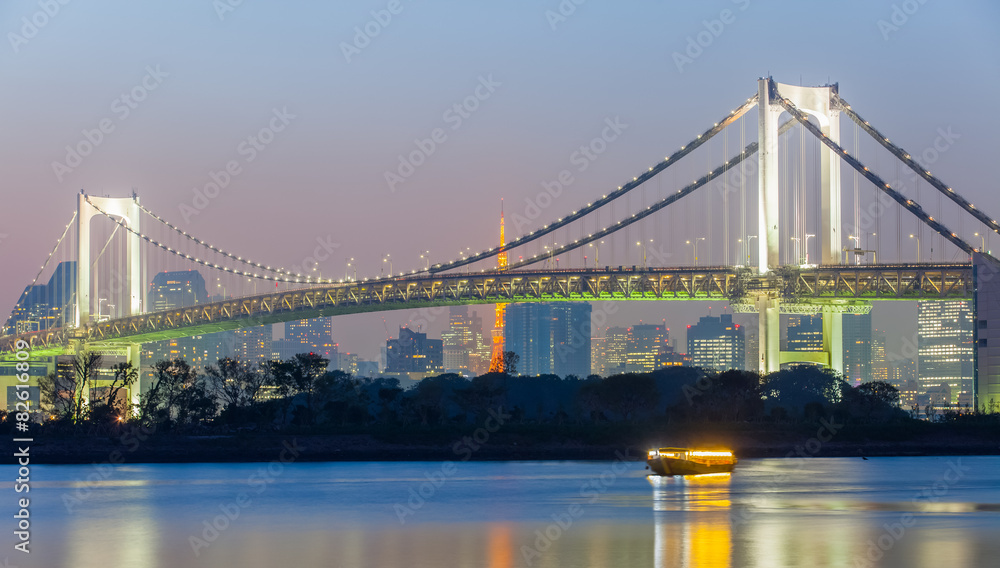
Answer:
[425,94,761,274]
[776,89,988,259]
[835,93,1000,241]
[134,201,302,277]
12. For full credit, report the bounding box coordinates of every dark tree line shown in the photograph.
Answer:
[21,348,962,437]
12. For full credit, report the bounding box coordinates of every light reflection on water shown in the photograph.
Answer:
[5,457,1000,567]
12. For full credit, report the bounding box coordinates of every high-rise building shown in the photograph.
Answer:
[745,328,760,372]
[468,309,493,376]
[687,314,745,371]
[843,313,873,384]
[590,335,605,376]
[386,327,443,374]
[603,327,629,376]
[234,325,273,363]
[549,303,592,378]
[504,302,591,377]
[4,261,76,334]
[871,329,889,383]
[625,324,668,372]
[148,270,208,312]
[286,317,333,351]
[786,315,823,353]
[442,306,475,373]
[918,300,974,405]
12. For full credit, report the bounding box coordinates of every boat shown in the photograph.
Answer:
[646,447,737,476]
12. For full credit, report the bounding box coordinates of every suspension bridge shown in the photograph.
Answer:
[3,78,999,407]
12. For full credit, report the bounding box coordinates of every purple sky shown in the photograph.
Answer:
[2,1,998,361]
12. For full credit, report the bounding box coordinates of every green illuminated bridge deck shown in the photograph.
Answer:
[1,262,975,355]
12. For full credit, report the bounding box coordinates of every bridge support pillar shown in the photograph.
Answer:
[757,78,781,273]
[822,312,844,376]
[756,294,781,374]
[127,343,142,410]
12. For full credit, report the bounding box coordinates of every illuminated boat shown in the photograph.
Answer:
[646,447,737,475]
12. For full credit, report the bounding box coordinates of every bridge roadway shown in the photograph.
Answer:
[1,262,974,355]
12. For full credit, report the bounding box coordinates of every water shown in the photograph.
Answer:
[6,456,1000,567]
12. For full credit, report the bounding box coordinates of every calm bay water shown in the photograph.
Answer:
[6,456,1000,567]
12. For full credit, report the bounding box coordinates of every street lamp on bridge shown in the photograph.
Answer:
[345,258,355,281]
[383,254,392,277]
[686,237,705,266]
[636,239,652,268]
[589,240,605,268]
[909,234,920,262]
[805,233,815,264]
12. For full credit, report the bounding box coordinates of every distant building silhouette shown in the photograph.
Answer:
[386,327,443,374]
[505,302,591,377]
[148,270,208,311]
[687,314,745,371]
[4,261,76,334]
[843,313,873,384]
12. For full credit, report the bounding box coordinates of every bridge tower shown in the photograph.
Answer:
[489,202,508,372]
[75,192,144,406]
[76,192,143,326]
[756,78,844,375]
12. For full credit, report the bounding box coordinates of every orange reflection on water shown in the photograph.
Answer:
[654,473,733,568]
[488,523,513,568]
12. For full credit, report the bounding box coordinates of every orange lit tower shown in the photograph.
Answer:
[489,201,508,372]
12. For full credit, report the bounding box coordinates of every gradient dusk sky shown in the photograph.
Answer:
[2,1,999,360]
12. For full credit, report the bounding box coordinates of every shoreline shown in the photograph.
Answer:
[23,434,1000,465]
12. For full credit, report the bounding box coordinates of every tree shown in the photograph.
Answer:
[139,359,216,429]
[206,358,267,418]
[89,361,137,425]
[39,353,102,423]
[583,373,660,421]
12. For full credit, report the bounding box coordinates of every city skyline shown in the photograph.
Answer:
[2,2,999,365]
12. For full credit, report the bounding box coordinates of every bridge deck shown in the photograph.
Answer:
[1,263,974,353]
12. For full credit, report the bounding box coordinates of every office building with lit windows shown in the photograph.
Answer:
[786,315,823,353]
[625,324,668,373]
[687,314,745,371]
[918,300,974,405]
[843,313,873,384]
[603,327,629,376]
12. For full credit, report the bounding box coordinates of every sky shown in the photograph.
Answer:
[1,0,998,361]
